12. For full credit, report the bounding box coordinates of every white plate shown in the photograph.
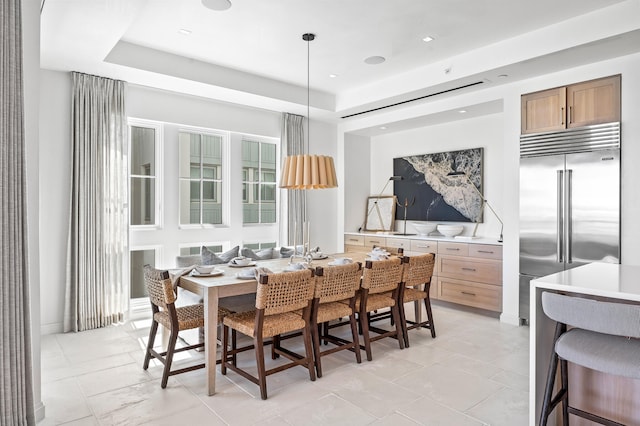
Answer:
[235,272,256,280]
[311,255,328,260]
[190,269,224,277]
[228,261,257,268]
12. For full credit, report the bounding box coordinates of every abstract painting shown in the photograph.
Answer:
[393,148,483,222]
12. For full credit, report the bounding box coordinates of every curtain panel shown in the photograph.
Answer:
[64,72,128,332]
[281,113,306,247]
[0,0,35,424]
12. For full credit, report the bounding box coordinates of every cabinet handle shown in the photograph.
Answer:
[446,248,460,251]
[417,244,432,248]
[561,107,564,125]
[348,239,358,242]
[461,291,476,296]
[462,267,476,272]
[569,106,572,124]
[477,250,494,254]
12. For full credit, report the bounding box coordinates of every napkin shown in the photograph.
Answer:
[169,265,197,295]
[254,266,273,281]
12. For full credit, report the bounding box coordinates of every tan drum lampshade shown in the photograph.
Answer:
[279,154,337,189]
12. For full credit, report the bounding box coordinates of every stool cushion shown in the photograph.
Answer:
[556,328,640,379]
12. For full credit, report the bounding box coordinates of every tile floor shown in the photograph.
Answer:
[39,303,529,425]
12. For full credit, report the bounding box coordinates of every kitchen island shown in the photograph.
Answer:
[530,263,640,425]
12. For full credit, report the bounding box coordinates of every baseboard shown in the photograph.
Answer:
[499,312,522,326]
[40,322,63,335]
[34,400,45,422]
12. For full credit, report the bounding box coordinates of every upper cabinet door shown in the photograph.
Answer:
[567,75,620,129]
[521,87,567,134]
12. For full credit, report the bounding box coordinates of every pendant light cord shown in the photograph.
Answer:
[303,33,314,156]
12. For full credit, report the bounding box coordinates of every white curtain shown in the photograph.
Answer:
[281,113,306,246]
[64,72,129,332]
[0,0,35,423]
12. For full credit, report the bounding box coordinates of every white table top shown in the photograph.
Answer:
[532,263,640,302]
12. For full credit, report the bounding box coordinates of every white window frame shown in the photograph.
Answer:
[178,126,230,229]
[241,135,279,226]
[128,118,163,230]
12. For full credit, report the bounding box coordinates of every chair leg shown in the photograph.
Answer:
[302,325,316,382]
[254,334,268,400]
[272,334,280,360]
[143,320,159,370]
[311,320,323,378]
[221,325,228,375]
[322,322,329,345]
[348,313,362,364]
[161,327,178,388]
[391,305,405,350]
[398,300,410,348]
[359,311,373,362]
[424,295,436,338]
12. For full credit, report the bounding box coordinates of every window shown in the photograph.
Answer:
[242,139,277,224]
[243,241,277,250]
[179,131,225,225]
[130,249,157,299]
[179,244,222,256]
[129,123,160,226]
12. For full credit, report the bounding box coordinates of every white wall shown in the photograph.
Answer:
[369,113,505,239]
[340,52,640,325]
[39,75,339,333]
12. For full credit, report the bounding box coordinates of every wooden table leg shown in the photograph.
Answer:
[203,286,219,396]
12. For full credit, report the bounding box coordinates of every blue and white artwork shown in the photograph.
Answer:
[393,148,483,222]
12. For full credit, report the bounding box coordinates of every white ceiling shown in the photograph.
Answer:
[40,0,640,127]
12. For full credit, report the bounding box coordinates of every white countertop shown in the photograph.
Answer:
[344,231,502,246]
[532,262,640,302]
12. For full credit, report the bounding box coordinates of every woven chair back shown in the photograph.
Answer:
[314,262,362,303]
[256,269,315,315]
[542,291,640,338]
[143,265,175,308]
[361,258,403,294]
[402,253,435,287]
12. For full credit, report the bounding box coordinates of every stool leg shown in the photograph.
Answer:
[560,358,569,425]
[539,322,567,426]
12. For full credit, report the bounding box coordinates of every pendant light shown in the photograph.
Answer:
[279,33,338,190]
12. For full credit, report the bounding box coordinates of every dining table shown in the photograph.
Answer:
[178,252,373,396]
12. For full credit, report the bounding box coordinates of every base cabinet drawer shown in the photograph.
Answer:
[438,256,502,285]
[438,277,501,312]
[364,235,387,249]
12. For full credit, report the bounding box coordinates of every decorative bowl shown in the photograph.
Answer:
[412,222,437,236]
[195,265,216,274]
[231,256,252,266]
[437,224,464,237]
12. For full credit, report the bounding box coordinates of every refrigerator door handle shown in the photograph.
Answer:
[566,169,573,264]
[557,170,564,263]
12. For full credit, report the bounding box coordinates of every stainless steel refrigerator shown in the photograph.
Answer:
[519,123,621,322]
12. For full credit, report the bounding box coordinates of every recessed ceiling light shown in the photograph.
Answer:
[498,74,509,79]
[380,126,387,130]
[364,56,386,65]
[202,0,231,11]
[422,36,434,43]
[329,74,338,78]
[178,29,192,35]
[459,110,467,114]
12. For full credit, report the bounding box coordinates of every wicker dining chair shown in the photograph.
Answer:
[357,257,405,361]
[398,253,437,346]
[311,262,362,377]
[221,268,316,400]
[142,265,231,388]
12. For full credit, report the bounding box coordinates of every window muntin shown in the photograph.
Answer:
[179,132,224,225]
[242,139,276,224]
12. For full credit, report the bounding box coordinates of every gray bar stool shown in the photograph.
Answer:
[540,291,640,426]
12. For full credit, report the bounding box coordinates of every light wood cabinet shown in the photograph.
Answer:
[521,87,567,134]
[521,75,620,134]
[344,233,503,311]
[566,75,620,129]
[435,241,503,312]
